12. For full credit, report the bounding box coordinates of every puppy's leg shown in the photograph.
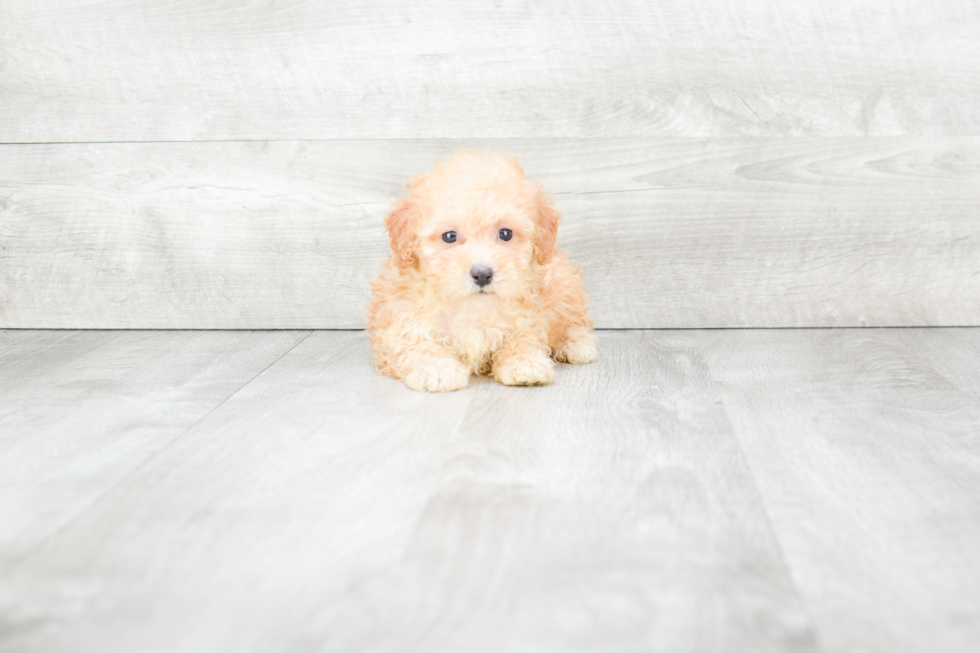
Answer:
[492,337,555,387]
[374,329,470,392]
[542,256,597,364]
[553,325,597,364]
[400,342,471,392]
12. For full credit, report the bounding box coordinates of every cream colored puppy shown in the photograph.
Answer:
[367,151,596,392]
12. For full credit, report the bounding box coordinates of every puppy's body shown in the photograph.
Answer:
[367,151,595,392]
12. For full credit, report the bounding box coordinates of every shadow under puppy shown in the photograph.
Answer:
[367,151,596,392]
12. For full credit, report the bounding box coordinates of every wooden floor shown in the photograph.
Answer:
[1,328,979,653]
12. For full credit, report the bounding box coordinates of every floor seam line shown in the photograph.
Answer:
[703,342,829,653]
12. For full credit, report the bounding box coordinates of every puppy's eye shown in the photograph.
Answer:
[498,228,513,241]
[442,231,457,244]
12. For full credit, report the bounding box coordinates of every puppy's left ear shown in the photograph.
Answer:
[533,185,562,265]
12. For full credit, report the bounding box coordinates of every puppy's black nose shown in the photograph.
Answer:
[471,266,493,288]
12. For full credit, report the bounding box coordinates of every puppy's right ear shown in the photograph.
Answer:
[532,186,562,266]
[383,197,417,269]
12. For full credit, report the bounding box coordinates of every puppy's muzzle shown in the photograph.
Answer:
[470,266,494,288]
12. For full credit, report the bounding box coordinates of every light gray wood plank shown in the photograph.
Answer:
[704,329,980,653]
[2,138,979,329]
[890,328,980,396]
[2,0,978,141]
[0,331,122,388]
[0,330,307,573]
[0,331,816,653]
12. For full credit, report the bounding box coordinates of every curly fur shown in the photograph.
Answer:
[366,151,596,392]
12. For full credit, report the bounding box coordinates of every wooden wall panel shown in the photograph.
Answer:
[2,139,977,329]
[2,0,978,142]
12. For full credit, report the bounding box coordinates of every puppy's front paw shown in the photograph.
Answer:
[553,333,597,364]
[403,357,471,393]
[493,351,555,386]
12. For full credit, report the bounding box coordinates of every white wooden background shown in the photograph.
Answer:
[2,0,979,328]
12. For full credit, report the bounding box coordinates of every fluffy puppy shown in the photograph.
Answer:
[367,151,596,392]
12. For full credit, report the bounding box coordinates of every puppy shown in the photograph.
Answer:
[367,151,596,392]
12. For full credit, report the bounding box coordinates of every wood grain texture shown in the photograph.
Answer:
[0,331,816,653]
[890,328,980,396]
[2,0,978,142]
[0,329,307,573]
[2,138,979,328]
[703,329,980,653]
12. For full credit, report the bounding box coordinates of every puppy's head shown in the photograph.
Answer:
[384,151,561,300]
